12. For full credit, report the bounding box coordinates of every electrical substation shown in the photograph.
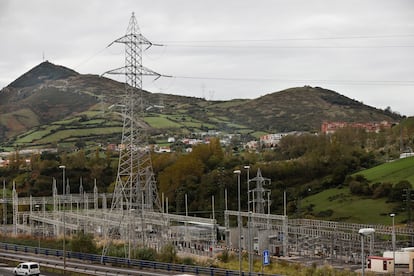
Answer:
[2,13,414,273]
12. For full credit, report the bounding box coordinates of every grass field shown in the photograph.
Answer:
[353,156,414,185]
[250,131,267,138]
[302,187,399,225]
[15,125,60,143]
[35,127,122,143]
[144,116,182,128]
[79,119,107,125]
[208,116,230,123]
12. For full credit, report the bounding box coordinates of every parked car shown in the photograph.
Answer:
[13,262,40,276]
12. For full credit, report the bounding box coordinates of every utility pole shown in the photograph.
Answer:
[101,12,165,258]
[390,213,396,276]
[244,165,252,274]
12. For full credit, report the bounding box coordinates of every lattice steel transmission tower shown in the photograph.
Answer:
[250,168,271,214]
[104,12,162,214]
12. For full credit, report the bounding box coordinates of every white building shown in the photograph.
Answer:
[368,256,394,273]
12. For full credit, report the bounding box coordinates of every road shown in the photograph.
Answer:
[0,262,57,276]
[0,251,177,276]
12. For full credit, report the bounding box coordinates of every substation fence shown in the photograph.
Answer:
[0,242,282,276]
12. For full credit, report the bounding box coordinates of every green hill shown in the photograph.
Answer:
[301,187,398,224]
[354,156,414,185]
[301,157,414,224]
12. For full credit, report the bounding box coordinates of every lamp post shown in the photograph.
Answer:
[234,169,242,276]
[35,204,40,252]
[359,228,375,276]
[59,165,66,275]
[244,165,252,274]
[390,213,396,276]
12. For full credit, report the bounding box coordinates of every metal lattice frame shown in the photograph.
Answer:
[98,12,164,259]
[103,13,161,213]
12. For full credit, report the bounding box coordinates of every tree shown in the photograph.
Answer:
[389,180,412,202]
[158,155,204,203]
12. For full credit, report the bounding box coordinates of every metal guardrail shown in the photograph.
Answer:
[0,243,281,276]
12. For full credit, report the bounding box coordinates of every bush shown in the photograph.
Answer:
[180,257,195,265]
[372,182,392,199]
[135,247,157,261]
[316,209,334,218]
[70,231,98,254]
[217,249,230,263]
[349,181,372,196]
[158,243,177,263]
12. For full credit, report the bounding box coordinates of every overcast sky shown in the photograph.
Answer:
[1,0,413,116]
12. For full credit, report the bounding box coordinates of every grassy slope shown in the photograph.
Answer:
[144,116,182,128]
[13,109,123,146]
[353,156,414,184]
[13,106,253,148]
[0,109,40,137]
[303,157,414,225]
[302,188,398,224]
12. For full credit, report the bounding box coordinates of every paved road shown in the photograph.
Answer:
[0,252,185,276]
[0,262,58,276]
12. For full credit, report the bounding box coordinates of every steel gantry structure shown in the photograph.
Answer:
[4,179,217,256]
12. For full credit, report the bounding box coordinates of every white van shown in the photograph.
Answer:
[13,262,40,276]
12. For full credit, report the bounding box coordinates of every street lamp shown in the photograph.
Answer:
[359,228,375,276]
[244,165,252,273]
[390,213,396,276]
[59,165,66,275]
[35,204,40,252]
[233,169,242,276]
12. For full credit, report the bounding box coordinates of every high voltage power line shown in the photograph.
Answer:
[161,45,414,49]
[169,76,414,86]
[74,32,414,87]
[154,33,414,43]
[152,33,414,48]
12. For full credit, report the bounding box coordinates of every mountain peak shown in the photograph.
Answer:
[7,61,79,88]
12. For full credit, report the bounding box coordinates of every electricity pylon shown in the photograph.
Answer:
[101,13,162,258]
[104,12,162,213]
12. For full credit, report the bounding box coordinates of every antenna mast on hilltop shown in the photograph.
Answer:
[103,12,162,220]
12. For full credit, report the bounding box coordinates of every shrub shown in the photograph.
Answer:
[349,181,372,196]
[158,243,177,263]
[217,249,232,263]
[135,247,157,261]
[181,257,195,265]
[70,231,98,254]
[372,182,392,199]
